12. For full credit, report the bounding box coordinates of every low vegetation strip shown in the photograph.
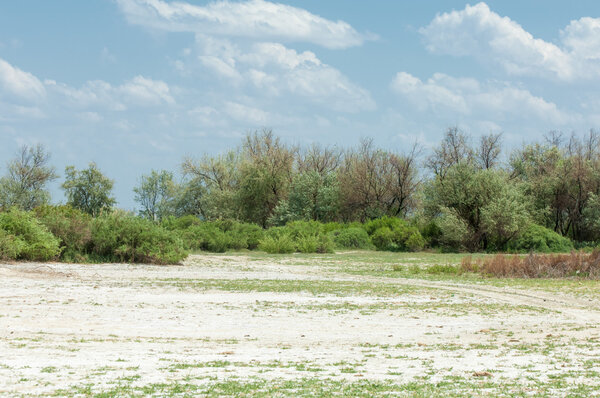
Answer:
[463,251,600,279]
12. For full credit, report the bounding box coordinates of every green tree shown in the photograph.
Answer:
[269,171,340,225]
[62,163,116,216]
[134,170,179,221]
[181,151,240,220]
[237,130,295,227]
[426,161,530,251]
[0,144,58,210]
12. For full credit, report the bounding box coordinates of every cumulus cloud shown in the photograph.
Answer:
[391,72,573,125]
[44,75,175,111]
[190,37,375,112]
[0,58,46,101]
[419,2,600,81]
[116,0,370,49]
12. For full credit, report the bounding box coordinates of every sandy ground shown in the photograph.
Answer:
[1,254,600,396]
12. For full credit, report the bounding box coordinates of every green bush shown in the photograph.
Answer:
[91,211,187,264]
[420,220,442,248]
[161,215,202,231]
[0,229,24,260]
[34,205,92,262]
[364,216,403,235]
[365,216,425,252]
[258,233,295,254]
[283,221,324,239]
[508,224,573,253]
[215,220,264,250]
[175,223,229,253]
[370,227,395,251]
[296,234,334,253]
[329,227,372,249]
[0,207,60,261]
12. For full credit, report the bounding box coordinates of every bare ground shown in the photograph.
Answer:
[1,253,600,396]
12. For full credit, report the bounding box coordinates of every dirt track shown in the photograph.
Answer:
[1,254,600,396]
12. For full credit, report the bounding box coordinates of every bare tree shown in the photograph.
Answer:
[426,127,472,178]
[544,130,564,148]
[388,143,422,217]
[477,133,503,169]
[297,143,342,175]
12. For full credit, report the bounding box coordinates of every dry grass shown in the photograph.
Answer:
[462,250,600,279]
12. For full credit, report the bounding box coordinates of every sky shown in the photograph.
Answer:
[2,0,600,210]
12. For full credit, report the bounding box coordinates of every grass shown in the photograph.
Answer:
[145,277,437,297]
[49,376,600,397]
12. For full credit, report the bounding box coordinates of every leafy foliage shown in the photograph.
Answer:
[0,207,60,261]
[63,163,116,216]
[0,144,58,211]
[507,224,573,253]
[34,205,92,262]
[329,227,372,249]
[364,216,425,252]
[90,211,187,264]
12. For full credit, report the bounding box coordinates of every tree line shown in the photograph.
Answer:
[2,127,600,252]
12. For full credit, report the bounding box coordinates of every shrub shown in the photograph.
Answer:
[364,216,403,235]
[329,227,372,249]
[216,220,264,250]
[176,223,230,253]
[405,232,426,251]
[258,233,295,254]
[91,211,187,264]
[0,207,60,261]
[296,234,334,253]
[161,215,202,231]
[421,220,442,248]
[34,205,92,262]
[508,224,573,253]
[283,220,324,239]
[0,229,24,260]
[366,217,425,252]
[370,227,395,251]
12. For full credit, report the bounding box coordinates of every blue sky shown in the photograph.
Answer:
[2,0,600,210]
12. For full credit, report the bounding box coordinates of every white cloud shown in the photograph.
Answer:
[0,58,46,101]
[190,37,375,112]
[419,2,600,81]
[561,17,600,60]
[391,72,573,125]
[223,101,270,125]
[44,75,174,110]
[119,76,175,105]
[116,0,369,49]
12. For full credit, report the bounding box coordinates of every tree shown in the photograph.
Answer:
[181,150,240,220]
[338,139,421,221]
[269,170,340,225]
[477,133,502,169]
[297,143,342,175]
[237,129,296,226]
[426,161,530,251]
[134,170,179,221]
[425,127,473,179]
[62,163,116,216]
[0,144,58,210]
